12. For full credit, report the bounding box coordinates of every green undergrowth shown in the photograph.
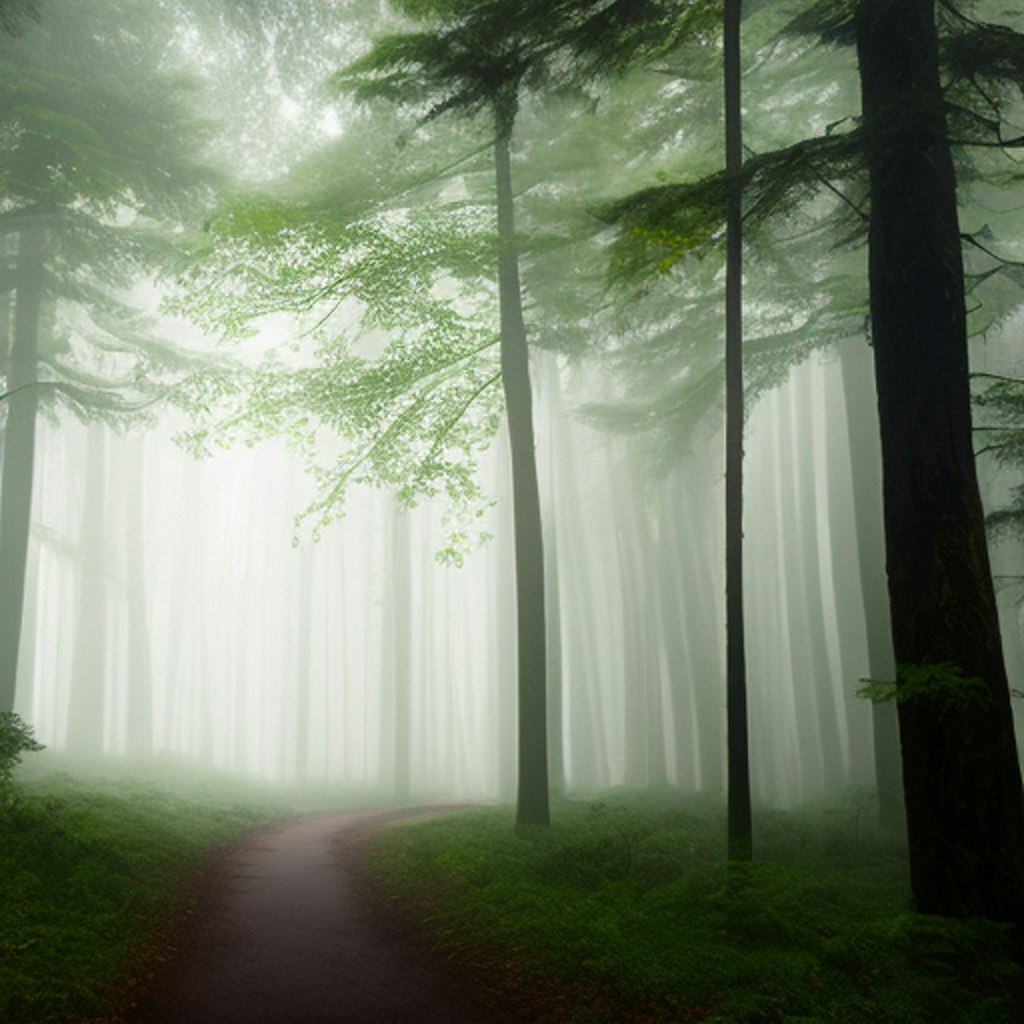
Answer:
[0,765,295,1023]
[366,789,1024,1024]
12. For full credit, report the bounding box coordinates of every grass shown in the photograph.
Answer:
[0,757,296,1023]
[365,788,1024,1024]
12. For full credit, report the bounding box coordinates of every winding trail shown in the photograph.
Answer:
[128,806,516,1024]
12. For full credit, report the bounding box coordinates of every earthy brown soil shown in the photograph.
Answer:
[126,806,521,1024]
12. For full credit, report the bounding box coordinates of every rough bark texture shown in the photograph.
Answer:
[856,0,1024,927]
[494,92,549,827]
[724,0,751,862]
[0,224,43,713]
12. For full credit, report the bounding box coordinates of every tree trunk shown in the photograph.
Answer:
[492,425,518,797]
[382,501,412,799]
[538,356,566,796]
[0,224,43,713]
[724,0,751,862]
[125,434,153,760]
[494,91,549,827]
[66,421,108,756]
[856,0,1024,927]
[294,538,314,785]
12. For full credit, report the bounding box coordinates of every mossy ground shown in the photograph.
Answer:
[366,789,1024,1024]
[0,761,295,1023]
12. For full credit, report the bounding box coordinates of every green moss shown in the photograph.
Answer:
[0,772,292,1023]
[367,791,1023,1023]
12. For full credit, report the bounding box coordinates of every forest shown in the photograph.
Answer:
[3,0,1024,1021]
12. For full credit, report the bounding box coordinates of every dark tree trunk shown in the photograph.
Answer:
[724,0,751,862]
[0,224,43,713]
[856,0,1024,926]
[494,91,549,827]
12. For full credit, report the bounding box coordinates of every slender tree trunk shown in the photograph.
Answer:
[556,413,608,790]
[294,539,314,785]
[724,0,751,862]
[492,426,518,797]
[66,421,108,756]
[856,0,1024,927]
[384,502,412,799]
[494,90,549,827]
[125,434,153,760]
[838,336,904,826]
[539,356,565,795]
[0,224,43,713]
[544,527,565,795]
[616,473,651,787]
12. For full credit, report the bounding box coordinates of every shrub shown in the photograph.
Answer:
[0,712,45,802]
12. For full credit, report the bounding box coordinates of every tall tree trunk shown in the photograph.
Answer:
[494,90,549,827]
[382,501,412,800]
[544,526,565,795]
[492,426,518,797]
[66,422,108,755]
[538,356,566,796]
[294,539,314,785]
[856,0,1024,926]
[724,0,751,862]
[0,224,43,713]
[125,434,153,760]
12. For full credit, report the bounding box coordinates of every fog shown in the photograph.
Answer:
[3,0,1024,815]
[14,347,1024,803]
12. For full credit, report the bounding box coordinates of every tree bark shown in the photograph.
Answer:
[725,0,751,862]
[856,0,1024,927]
[494,90,549,827]
[0,223,43,714]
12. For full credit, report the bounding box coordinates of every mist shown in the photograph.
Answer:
[4,1,1024,1021]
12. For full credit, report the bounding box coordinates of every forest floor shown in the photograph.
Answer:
[126,806,521,1024]
[7,775,1022,1022]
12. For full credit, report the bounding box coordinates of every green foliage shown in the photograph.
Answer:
[0,712,43,801]
[172,186,504,559]
[0,771,291,1023]
[857,662,992,713]
[974,372,1024,538]
[0,0,38,36]
[0,0,223,425]
[368,792,1022,1022]
[599,131,863,282]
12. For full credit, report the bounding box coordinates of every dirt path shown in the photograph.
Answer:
[128,806,516,1024]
